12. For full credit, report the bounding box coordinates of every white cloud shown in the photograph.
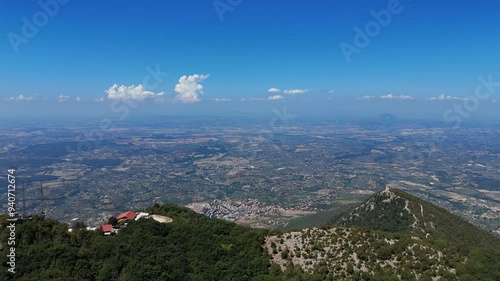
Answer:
[174,74,209,103]
[429,93,467,101]
[58,95,69,102]
[212,98,231,102]
[268,95,284,100]
[380,94,414,100]
[267,88,281,93]
[5,94,34,102]
[94,97,105,103]
[283,89,309,95]
[76,97,83,103]
[240,97,264,101]
[105,84,165,101]
[327,90,335,94]
[359,94,414,100]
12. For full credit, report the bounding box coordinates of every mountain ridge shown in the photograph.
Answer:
[264,188,500,280]
[335,188,500,252]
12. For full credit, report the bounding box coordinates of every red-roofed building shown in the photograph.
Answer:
[98,224,114,235]
[116,211,136,221]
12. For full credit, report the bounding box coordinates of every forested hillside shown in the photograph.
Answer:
[0,204,288,281]
[1,190,499,281]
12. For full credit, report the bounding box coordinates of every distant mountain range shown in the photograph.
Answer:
[1,189,499,280]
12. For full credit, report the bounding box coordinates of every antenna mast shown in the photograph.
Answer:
[40,181,45,218]
[22,180,26,218]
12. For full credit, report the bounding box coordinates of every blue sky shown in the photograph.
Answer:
[0,0,499,118]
